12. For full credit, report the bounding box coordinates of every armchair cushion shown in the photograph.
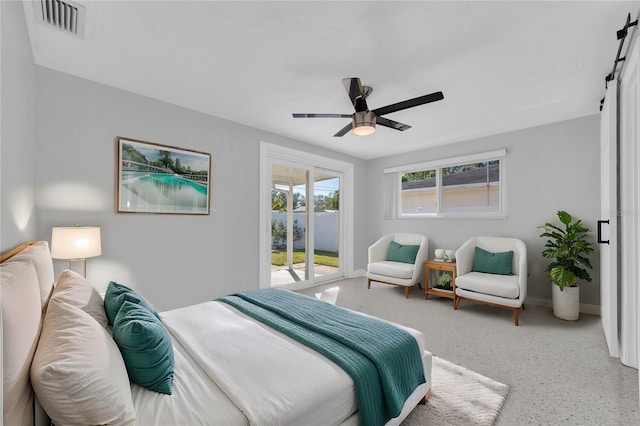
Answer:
[385,241,420,264]
[368,261,415,280]
[456,272,520,299]
[472,247,513,275]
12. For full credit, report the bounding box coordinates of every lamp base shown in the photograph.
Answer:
[67,258,88,278]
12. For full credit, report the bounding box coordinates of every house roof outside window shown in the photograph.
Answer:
[402,164,499,190]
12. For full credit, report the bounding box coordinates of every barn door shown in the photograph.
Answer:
[619,34,640,369]
[599,83,619,359]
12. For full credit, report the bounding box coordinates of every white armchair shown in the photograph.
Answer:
[366,233,429,298]
[454,236,527,326]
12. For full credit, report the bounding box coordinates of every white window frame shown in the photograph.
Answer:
[385,149,507,219]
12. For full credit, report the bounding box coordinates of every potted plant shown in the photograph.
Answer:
[436,272,453,290]
[539,210,594,320]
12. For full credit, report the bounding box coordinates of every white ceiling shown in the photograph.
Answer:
[22,1,639,160]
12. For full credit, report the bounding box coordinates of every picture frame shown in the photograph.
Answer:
[116,137,211,214]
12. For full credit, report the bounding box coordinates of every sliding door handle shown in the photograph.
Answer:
[597,219,610,244]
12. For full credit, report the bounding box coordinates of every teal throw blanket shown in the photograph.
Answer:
[218,289,425,426]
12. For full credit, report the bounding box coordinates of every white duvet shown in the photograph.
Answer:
[131,300,431,426]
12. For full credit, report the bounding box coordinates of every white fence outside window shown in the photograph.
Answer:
[272,211,339,252]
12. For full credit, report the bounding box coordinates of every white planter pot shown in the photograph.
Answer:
[552,285,579,320]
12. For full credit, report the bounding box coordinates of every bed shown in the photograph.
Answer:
[1,241,432,426]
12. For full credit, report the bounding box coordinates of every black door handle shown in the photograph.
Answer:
[597,219,610,244]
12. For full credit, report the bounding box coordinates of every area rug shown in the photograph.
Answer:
[402,356,509,425]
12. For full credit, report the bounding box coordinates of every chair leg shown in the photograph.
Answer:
[522,303,525,310]
[452,294,521,325]
[404,286,409,299]
[416,281,422,290]
[367,278,371,289]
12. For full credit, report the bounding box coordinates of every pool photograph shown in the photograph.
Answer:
[117,137,211,214]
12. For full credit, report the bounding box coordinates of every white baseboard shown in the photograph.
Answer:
[526,295,600,316]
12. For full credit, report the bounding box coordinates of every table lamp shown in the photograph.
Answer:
[51,226,102,277]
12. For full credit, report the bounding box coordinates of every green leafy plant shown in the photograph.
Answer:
[271,219,304,249]
[436,272,452,289]
[539,210,594,291]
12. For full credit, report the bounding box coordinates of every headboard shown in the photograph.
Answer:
[0,241,55,426]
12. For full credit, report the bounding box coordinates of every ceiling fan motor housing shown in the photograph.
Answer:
[353,111,376,136]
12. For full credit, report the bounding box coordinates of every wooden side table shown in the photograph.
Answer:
[424,260,457,305]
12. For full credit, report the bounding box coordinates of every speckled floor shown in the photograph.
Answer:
[298,278,639,425]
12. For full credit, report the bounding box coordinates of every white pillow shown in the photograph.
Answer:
[31,297,136,426]
[8,241,55,310]
[53,269,108,328]
[0,260,41,426]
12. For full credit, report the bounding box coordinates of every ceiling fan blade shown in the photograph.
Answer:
[342,78,362,105]
[292,113,352,118]
[373,91,444,117]
[342,77,368,112]
[376,116,411,131]
[334,122,353,137]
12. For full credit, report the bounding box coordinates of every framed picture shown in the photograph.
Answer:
[116,137,211,214]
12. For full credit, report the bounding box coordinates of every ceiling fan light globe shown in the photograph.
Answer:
[353,124,376,136]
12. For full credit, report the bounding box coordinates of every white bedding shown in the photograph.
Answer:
[130,327,247,426]
[164,301,356,425]
[132,300,431,426]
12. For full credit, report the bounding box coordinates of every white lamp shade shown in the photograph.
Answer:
[51,227,102,260]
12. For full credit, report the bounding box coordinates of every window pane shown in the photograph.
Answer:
[270,165,308,286]
[401,170,437,215]
[313,172,340,280]
[441,161,500,213]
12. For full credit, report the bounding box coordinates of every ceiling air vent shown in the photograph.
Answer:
[39,0,86,39]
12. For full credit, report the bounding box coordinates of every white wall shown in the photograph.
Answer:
[0,0,37,250]
[34,68,367,311]
[365,115,602,305]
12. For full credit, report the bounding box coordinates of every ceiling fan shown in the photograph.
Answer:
[292,77,444,137]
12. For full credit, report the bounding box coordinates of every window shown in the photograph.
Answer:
[386,150,505,218]
[441,160,500,213]
[401,169,437,215]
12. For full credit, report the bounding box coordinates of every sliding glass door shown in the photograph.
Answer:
[267,161,344,288]
[260,142,353,290]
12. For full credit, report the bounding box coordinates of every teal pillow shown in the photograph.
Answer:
[472,247,513,275]
[104,281,160,326]
[386,241,420,264]
[113,301,174,395]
